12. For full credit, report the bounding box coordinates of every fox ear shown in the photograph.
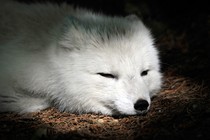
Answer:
[58,16,84,51]
[125,14,140,21]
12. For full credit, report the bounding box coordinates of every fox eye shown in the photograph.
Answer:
[141,70,149,76]
[97,73,116,79]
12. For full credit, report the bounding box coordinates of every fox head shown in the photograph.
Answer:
[51,13,162,115]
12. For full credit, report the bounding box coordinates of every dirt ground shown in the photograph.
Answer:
[0,0,210,140]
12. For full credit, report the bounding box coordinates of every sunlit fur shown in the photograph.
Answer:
[0,1,162,115]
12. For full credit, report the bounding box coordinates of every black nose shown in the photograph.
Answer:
[134,99,149,111]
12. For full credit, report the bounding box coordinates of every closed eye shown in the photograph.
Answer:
[97,73,117,79]
[141,70,149,76]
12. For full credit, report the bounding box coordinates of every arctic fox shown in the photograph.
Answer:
[0,1,162,115]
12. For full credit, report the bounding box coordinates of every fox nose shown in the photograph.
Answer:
[134,99,149,111]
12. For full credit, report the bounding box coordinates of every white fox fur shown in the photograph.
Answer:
[0,1,162,115]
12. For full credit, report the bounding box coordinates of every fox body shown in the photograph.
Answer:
[0,1,162,115]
